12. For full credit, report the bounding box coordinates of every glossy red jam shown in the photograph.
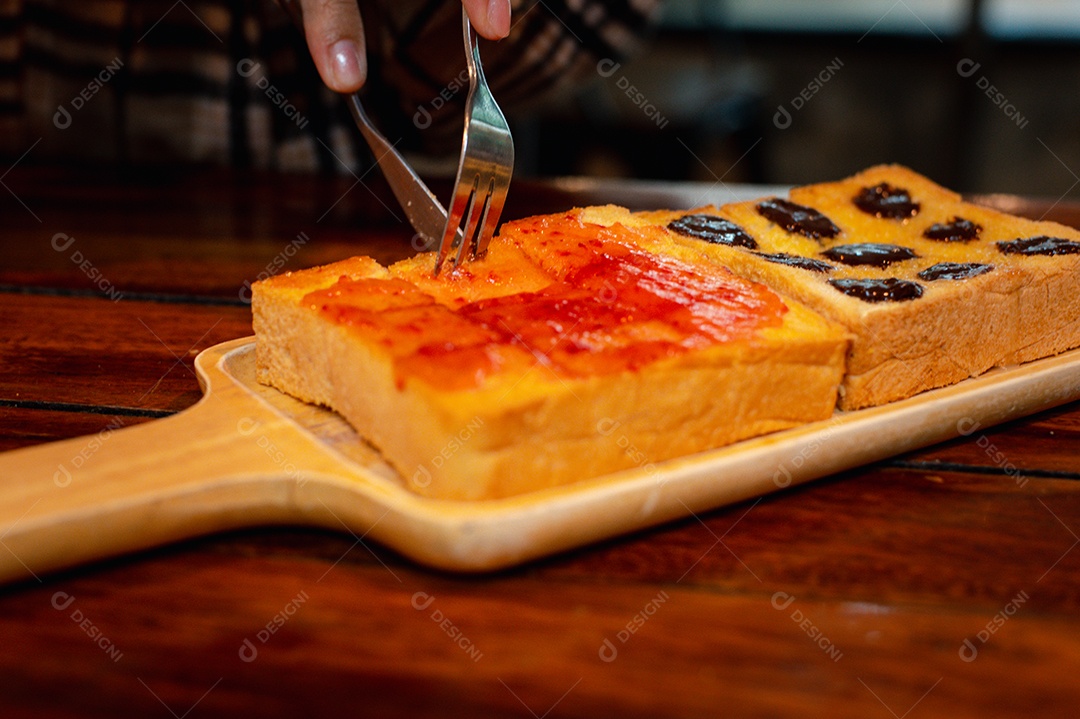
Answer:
[305,215,788,390]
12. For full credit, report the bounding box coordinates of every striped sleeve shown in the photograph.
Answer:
[0,0,661,170]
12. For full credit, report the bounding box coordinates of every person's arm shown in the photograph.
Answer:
[299,0,511,93]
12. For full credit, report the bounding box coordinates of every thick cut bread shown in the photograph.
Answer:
[253,210,849,500]
[626,165,1080,409]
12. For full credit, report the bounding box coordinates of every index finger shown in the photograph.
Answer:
[461,0,511,40]
[298,0,367,93]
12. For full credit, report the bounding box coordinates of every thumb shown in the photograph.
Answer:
[298,0,367,93]
[462,0,511,40]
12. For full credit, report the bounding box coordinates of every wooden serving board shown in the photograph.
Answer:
[1,337,1079,584]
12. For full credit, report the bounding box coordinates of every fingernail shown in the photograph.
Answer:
[330,39,365,91]
[486,0,511,37]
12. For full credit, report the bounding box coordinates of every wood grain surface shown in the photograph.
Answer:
[1,167,1078,718]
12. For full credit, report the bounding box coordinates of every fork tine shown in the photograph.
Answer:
[474,178,506,260]
[434,176,470,275]
[462,178,494,262]
[453,177,481,267]
[434,8,513,276]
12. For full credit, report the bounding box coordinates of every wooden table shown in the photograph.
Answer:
[1,167,1078,717]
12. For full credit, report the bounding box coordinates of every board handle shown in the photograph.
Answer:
[0,387,328,585]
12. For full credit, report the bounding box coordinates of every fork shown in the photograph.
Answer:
[433,7,515,275]
[277,0,457,249]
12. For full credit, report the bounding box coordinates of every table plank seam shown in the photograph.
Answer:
[886,458,1080,481]
[0,399,174,419]
[0,285,249,308]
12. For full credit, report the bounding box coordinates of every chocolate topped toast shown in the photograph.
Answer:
[628,164,1080,409]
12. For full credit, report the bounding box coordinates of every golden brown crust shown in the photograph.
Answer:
[253,210,849,500]
[641,164,1080,409]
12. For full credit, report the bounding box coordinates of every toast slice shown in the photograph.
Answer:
[253,209,849,500]
[627,165,1080,409]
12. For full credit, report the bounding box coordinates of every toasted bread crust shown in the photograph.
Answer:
[254,210,849,500]
[634,165,1080,409]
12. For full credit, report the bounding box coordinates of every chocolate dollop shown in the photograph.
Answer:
[828,278,924,302]
[918,262,993,281]
[854,183,920,219]
[821,243,918,268]
[667,214,757,249]
[997,236,1080,256]
[923,217,982,242]
[756,198,841,240]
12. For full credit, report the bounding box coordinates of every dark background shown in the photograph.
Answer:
[4,0,1077,200]
[511,0,1080,199]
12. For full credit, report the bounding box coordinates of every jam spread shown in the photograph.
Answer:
[668,214,757,249]
[923,217,981,242]
[307,219,788,390]
[918,262,994,281]
[821,243,917,268]
[854,183,920,219]
[756,198,841,239]
[828,278,924,302]
[756,252,834,273]
[997,236,1080,256]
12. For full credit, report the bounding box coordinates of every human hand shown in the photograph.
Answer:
[298,0,511,94]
